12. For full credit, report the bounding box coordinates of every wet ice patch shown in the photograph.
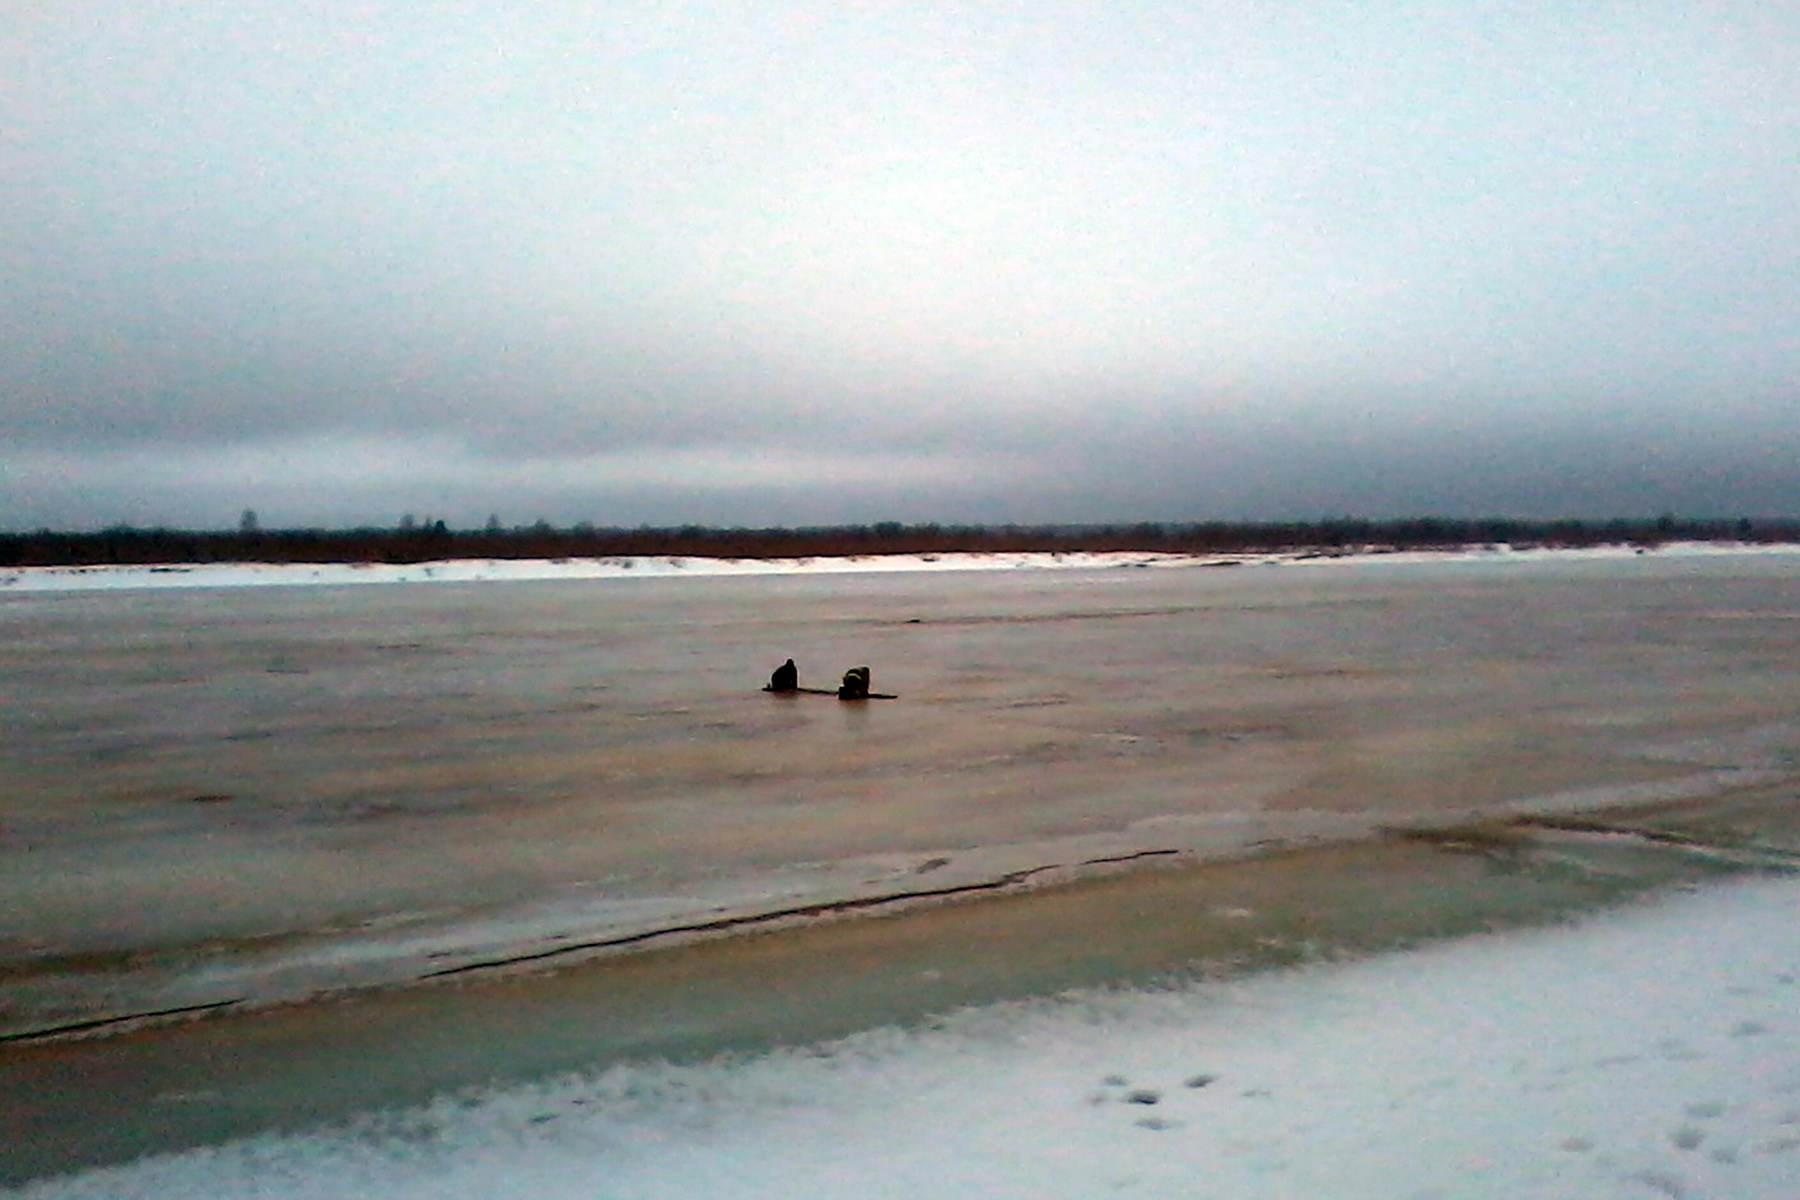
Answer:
[20,877,1800,1199]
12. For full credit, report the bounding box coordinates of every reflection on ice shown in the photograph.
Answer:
[28,877,1800,1200]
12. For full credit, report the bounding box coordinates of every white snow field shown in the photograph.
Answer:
[6,539,1798,594]
[21,875,1800,1200]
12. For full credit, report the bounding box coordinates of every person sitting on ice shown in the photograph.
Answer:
[768,658,798,692]
[838,665,871,700]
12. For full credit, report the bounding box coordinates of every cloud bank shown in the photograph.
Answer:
[5,1,1798,528]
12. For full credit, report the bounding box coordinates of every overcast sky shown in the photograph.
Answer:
[4,1,1798,531]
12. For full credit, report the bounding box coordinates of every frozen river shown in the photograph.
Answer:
[6,547,1800,1038]
[8,546,1800,1188]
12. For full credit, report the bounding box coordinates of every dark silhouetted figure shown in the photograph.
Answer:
[769,658,798,692]
[838,665,871,700]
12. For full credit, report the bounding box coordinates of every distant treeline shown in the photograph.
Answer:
[3,516,1796,569]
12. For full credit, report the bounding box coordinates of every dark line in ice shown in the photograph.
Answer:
[0,998,245,1045]
[1511,815,1800,865]
[1,850,1192,1044]
[421,872,1048,977]
[423,850,1188,980]
[1077,848,1184,867]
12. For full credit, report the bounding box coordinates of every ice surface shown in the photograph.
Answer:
[19,875,1800,1199]
[10,545,1800,1038]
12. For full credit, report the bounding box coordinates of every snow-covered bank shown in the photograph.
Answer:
[24,875,1800,1199]
[7,541,1799,594]
[0,550,1210,592]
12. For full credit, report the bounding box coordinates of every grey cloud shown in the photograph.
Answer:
[5,1,1799,531]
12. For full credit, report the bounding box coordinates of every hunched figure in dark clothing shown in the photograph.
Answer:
[769,658,799,692]
[838,665,871,700]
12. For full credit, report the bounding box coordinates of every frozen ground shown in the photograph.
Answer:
[17,874,1800,1200]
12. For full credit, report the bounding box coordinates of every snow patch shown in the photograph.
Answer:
[5,541,1797,594]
